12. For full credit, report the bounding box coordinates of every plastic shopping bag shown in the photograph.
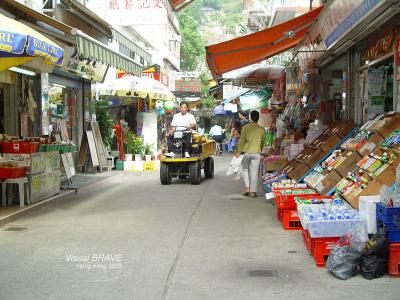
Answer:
[327,244,361,280]
[226,155,243,180]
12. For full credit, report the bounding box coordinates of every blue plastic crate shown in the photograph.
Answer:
[263,183,271,193]
[388,230,400,243]
[376,203,400,231]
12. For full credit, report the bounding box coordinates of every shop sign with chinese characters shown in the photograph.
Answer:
[362,29,396,65]
[104,0,169,26]
[299,0,382,69]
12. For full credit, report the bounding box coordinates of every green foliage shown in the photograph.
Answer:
[94,100,113,149]
[201,96,217,108]
[125,132,144,154]
[144,143,154,155]
[178,13,206,71]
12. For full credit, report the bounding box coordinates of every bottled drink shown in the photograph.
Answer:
[335,213,344,220]
[327,213,336,220]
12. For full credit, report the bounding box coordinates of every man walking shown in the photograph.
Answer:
[236,110,265,197]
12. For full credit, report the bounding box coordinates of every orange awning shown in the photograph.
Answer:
[206,6,324,79]
[170,0,196,12]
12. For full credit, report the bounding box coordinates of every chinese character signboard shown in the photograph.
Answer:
[105,0,167,26]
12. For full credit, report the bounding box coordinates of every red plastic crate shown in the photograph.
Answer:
[0,167,26,179]
[281,208,302,230]
[388,243,400,276]
[276,207,283,222]
[2,142,39,154]
[302,229,313,255]
[312,236,340,267]
[294,195,333,205]
[274,189,319,209]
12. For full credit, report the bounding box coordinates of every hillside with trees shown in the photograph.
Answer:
[178,0,245,71]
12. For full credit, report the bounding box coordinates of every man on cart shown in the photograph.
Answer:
[165,101,196,158]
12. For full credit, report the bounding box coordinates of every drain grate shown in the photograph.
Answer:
[3,226,28,232]
[288,250,297,254]
[249,270,277,277]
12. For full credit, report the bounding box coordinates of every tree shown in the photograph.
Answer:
[178,13,206,71]
[94,100,113,149]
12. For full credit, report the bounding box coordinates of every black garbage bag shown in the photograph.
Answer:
[360,226,388,280]
[327,245,361,280]
[360,255,387,280]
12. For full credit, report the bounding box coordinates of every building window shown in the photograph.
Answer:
[42,0,54,9]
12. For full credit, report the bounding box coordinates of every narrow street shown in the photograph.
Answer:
[0,156,398,300]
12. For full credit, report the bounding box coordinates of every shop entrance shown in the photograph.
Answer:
[321,56,348,123]
[48,84,78,145]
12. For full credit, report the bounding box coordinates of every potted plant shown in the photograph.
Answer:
[125,132,144,161]
[132,135,144,161]
[144,143,154,162]
[124,131,135,161]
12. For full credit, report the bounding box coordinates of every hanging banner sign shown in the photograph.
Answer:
[0,30,26,54]
[325,0,381,49]
[299,0,383,69]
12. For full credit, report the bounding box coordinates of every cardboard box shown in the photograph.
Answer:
[376,114,400,137]
[302,148,327,168]
[374,157,399,186]
[357,132,384,156]
[323,120,355,139]
[312,134,342,153]
[347,180,382,209]
[335,151,363,177]
[318,170,343,195]
[287,161,310,180]
[264,156,287,172]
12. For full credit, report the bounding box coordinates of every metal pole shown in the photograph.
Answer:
[310,0,313,11]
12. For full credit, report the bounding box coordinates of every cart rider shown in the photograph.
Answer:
[165,101,196,158]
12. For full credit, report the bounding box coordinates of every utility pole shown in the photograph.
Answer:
[310,0,313,11]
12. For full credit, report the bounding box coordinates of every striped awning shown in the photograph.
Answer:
[111,29,151,66]
[76,32,142,76]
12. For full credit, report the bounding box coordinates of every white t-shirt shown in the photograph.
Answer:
[171,112,196,131]
[209,125,223,136]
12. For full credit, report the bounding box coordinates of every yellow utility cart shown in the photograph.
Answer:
[160,139,216,185]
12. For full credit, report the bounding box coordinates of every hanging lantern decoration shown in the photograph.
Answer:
[164,100,174,115]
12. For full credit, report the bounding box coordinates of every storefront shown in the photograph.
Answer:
[41,69,91,148]
[353,22,398,124]
[297,0,399,125]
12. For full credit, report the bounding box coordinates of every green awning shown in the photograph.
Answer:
[76,34,143,76]
[111,29,151,66]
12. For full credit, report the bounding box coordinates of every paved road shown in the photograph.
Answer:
[0,156,399,300]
